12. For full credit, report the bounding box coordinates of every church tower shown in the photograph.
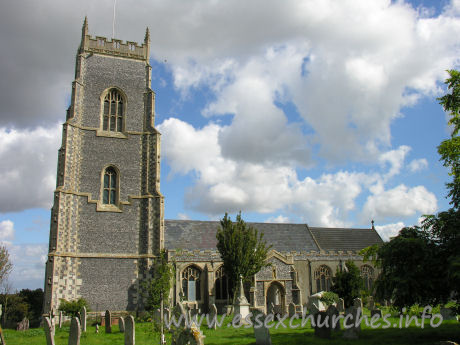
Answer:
[43,18,164,312]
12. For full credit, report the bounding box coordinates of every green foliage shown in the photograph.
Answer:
[18,289,43,327]
[216,212,272,300]
[0,244,12,285]
[0,294,28,326]
[438,69,460,135]
[319,291,339,306]
[58,298,90,317]
[374,227,447,309]
[358,244,380,267]
[142,249,174,311]
[331,261,363,308]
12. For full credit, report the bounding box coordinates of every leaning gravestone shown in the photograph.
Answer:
[105,310,112,333]
[343,306,361,340]
[68,317,81,345]
[326,305,340,331]
[302,303,308,317]
[440,308,457,321]
[124,315,135,345]
[16,317,29,331]
[209,304,218,330]
[288,302,296,317]
[44,316,55,345]
[337,298,345,313]
[251,309,272,345]
[118,316,125,332]
[80,306,87,332]
[353,297,363,310]
[314,311,331,339]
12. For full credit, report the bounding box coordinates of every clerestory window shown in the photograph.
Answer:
[102,167,118,205]
[102,89,124,132]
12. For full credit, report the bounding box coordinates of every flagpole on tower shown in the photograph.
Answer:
[112,0,117,38]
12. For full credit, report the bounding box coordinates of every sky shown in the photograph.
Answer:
[0,0,459,291]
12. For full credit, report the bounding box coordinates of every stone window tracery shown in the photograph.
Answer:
[314,265,332,292]
[214,266,228,300]
[182,266,201,301]
[102,167,118,205]
[361,265,374,291]
[102,89,124,132]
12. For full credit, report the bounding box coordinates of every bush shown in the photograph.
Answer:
[320,291,339,306]
[58,298,90,317]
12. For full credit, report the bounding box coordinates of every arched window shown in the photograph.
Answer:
[102,89,124,132]
[102,167,118,205]
[215,266,228,300]
[181,266,201,301]
[361,265,374,291]
[314,265,332,292]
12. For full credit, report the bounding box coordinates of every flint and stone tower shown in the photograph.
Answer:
[43,18,164,312]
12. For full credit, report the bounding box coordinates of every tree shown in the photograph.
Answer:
[331,261,363,308]
[143,249,174,310]
[58,298,89,317]
[18,289,44,327]
[370,70,460,310]
[0,245,12,286]
[216,213,272,300]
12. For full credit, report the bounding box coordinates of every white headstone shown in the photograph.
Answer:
[124,315,135,345]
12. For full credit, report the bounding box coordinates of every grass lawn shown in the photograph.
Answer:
[3,313,459,344]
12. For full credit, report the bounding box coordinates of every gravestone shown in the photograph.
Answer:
[326,305,340,331]
[314,311,331,339]
[153,308,161,326]
[368,297,375,310]
[440,308,457,321]
[233,276,250,323]
[174,302,187,327]
[337,298,345,313]
[309,302,320,316]
[59,311,63,328]
[343,306,361,340]
[288,302,296,317]
[251,308,272,345]
[69,317,81,345]
[124,315,135,345]
[44,316,55,345]
[49,308,56,337]
[353,298,363,310]
[105,310,112,333]
[371,309,382,318]
[95,324,99,334]
[209,304,218,330]
[309,292,326,311]
[80,306,87,332]
[164,307,170,328]
[16,317,29,331]
[118,316,125,332]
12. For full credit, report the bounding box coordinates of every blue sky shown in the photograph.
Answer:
[0,0,459,290]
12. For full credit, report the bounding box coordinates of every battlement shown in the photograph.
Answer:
[79,17,150,61]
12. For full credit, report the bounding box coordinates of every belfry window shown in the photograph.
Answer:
[215,266,228,300]
[314,265,332,292]
[102,167,117,205]
[103,89,124,132]
[361,265,374,291]
[182,266,201,301]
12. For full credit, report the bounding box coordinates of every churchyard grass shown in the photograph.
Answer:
[3,312,459,344]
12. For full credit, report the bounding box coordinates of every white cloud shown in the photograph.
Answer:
[177,213,190,220]
[0,220,15,240]
[408,158,429,172]
[379,146,411,179]
[0,125,60,213]
[265,215,290,224]
[362,184,437,221]
[7,243,47,290]
[375,222,405,241]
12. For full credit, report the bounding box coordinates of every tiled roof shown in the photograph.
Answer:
[164,220,320,252]
[308,227,383,252]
